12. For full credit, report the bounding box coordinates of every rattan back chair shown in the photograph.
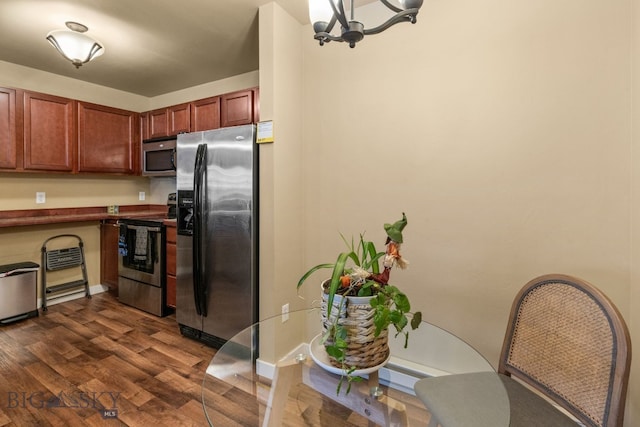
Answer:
[414,274,631,427]
[499,274,631,427]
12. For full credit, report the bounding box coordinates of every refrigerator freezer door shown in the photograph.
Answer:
[176,131,203,331]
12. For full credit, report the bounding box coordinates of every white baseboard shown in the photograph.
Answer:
[256,345,444,396]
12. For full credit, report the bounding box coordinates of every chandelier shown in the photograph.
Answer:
[46,22,104,68]
[309,0,423,48]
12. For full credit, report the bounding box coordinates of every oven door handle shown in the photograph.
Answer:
[122,225,162,233]
[193,143,208,317]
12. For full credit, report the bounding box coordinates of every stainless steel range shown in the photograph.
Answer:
[118,217,168,316]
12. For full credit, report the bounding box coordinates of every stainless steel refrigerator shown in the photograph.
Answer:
[176,124,258,348]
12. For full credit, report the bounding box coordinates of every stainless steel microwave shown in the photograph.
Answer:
[142,137,176,176]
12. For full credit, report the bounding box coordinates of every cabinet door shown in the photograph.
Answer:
[169,103,190,135]
[23,91,75,172]
[100,219,120,294]
[166,275,176,308]
[0,87,17,169]
[149,108,169,139]
[190,96,221,132]
[77,102,137,174]
[221,89,255,127]
[140,112,149,141]
[253,88,260,123]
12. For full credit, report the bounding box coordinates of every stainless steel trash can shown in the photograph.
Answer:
[0,261,39,324]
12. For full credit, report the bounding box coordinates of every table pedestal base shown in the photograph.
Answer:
[261,357,409,427]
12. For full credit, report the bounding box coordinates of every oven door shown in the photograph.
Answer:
[118,223,163,286]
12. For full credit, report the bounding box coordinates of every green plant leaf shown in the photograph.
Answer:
[373,307,389,336]
[361,240,382,274]
[411,311,422,329]
[393,292,411,312]
[325,252,351,317]
[346,250,360,267]
[296,263,335,290]
[357,284,373,297]
[393,313,408,331]
[325,345,344,359]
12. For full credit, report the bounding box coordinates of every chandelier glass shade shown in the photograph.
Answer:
[46,22,104,68]
[309,0,423,48]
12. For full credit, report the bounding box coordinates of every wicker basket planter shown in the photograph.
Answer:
[298,214,421,387]
[321,283,390,369]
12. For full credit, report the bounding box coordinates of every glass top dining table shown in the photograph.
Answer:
[202,307,509,426]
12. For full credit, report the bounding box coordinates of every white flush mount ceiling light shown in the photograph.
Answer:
[46,21,104,68]
[309,0,423,48]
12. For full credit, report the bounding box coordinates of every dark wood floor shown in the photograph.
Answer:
[0,292,215,426]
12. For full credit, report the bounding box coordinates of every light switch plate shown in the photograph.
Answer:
[36,192,46,204]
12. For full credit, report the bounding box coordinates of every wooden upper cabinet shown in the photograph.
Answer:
[149,108,169,139]
[253,88,260,123]
[23,91,75,172]
[142,87,259,140]
[147,104,191,139]
[77,102,138,174]
[169,103,190,135]
[221,89,255,128]
[0,87,17,169]
[190,96,220,132]
[140,112,149,141]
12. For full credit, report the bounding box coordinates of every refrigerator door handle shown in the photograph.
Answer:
[193,143,208,317]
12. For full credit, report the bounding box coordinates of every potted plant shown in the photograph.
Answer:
[298,213,422,391]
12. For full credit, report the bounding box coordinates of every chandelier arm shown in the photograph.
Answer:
[325,14,338,34]
[314,32,347,43]
[379,0,403,14]
[330,0,350,30]
[362,9,419,35]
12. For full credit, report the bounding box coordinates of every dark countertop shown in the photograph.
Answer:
[0,205,168,228]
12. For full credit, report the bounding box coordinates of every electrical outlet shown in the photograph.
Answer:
[282,303,289,322]
[36,192,46,204]
[138,191,146,201]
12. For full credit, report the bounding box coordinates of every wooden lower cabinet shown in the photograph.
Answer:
[165,222,176,308]
[100,219,120,294]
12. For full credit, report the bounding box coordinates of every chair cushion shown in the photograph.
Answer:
[414,372,578,427]
[500,374,578,427]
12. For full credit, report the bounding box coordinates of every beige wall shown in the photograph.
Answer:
[0,223,101,297]
[258,1,305,361]
[149,70,259,110]
[296,0,637,424]
[0,60,149,111]
[0,173,151,210]
[631,0,640,423]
